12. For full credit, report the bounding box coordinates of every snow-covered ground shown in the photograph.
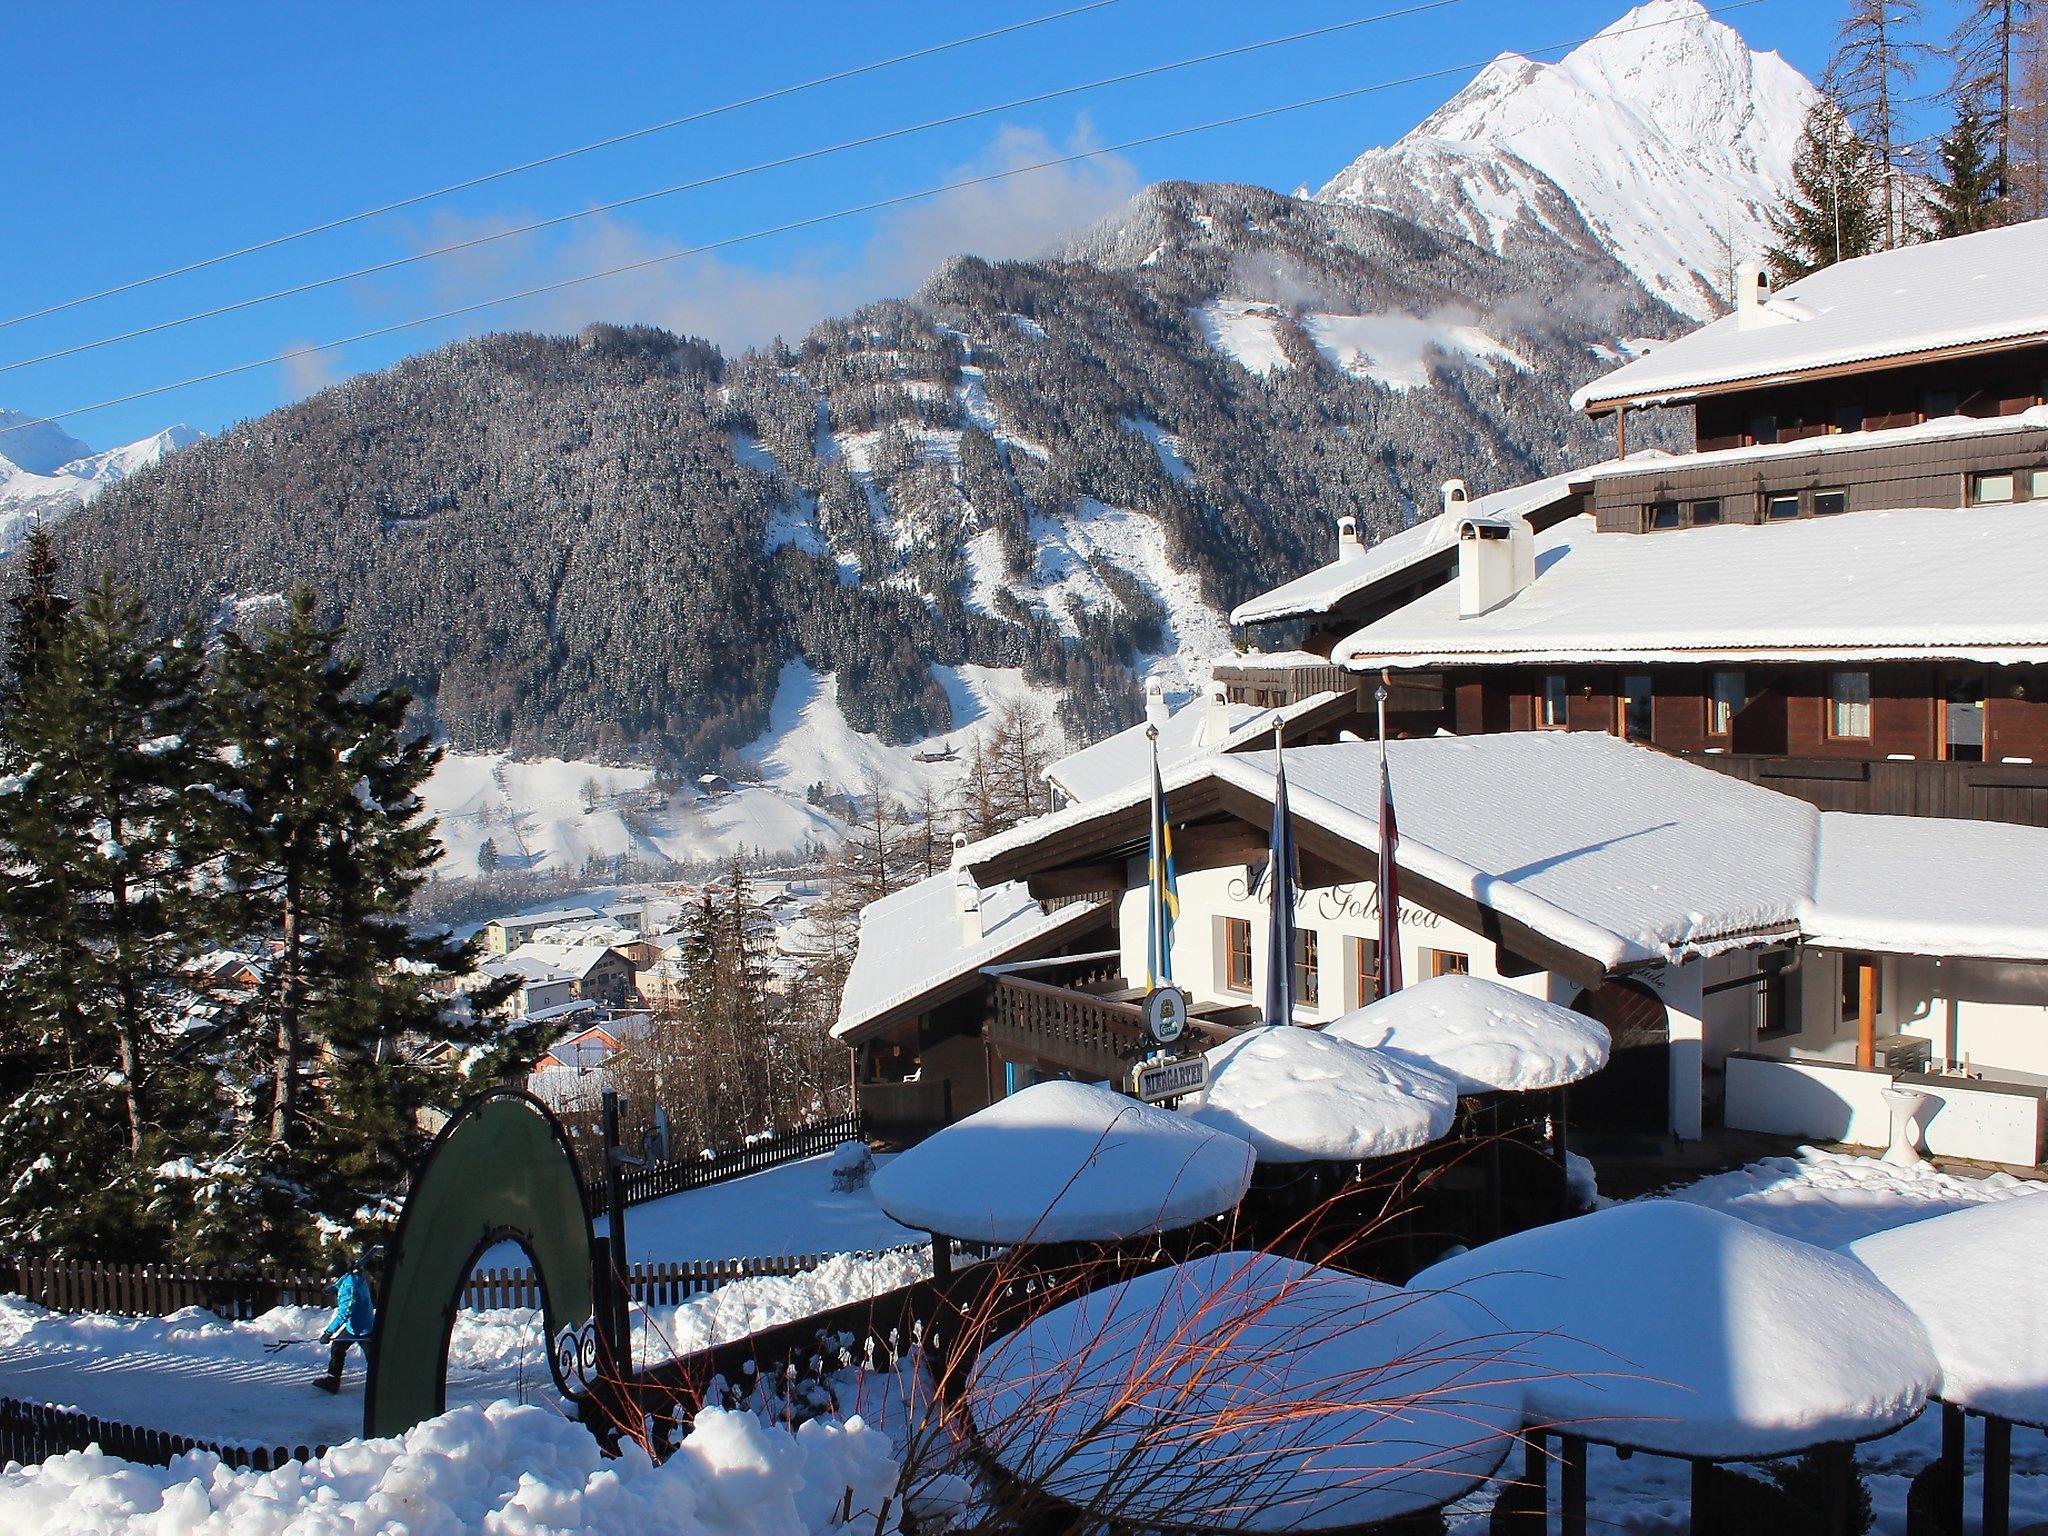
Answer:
[0,1400,899,1536]
[0,418,200,556]
[618,1151,924,1263]
[419,660,1048,881]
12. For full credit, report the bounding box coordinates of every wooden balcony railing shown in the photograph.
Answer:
[988,967,1249,1082]
[858,1077,952,1138]
[1211,660,1358,709]
[1676,752,2048,827]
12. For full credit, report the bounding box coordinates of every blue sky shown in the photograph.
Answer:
[1,1,1929,447]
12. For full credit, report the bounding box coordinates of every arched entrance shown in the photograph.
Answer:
[1568,978,1671,1132]
[363,1091,595,1439]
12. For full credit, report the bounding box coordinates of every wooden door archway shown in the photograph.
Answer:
[1568,979,1670,1132]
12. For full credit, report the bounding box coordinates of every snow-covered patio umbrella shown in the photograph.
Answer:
[1186,1024,1458,1163]
[970,1251,1523,1532]
[870,1080,1255,1262]
[1324,973,1610,1096]
[1844,1194,2048,1536]
[1329,974,1612,1235]
[1415,1200,1937,1534]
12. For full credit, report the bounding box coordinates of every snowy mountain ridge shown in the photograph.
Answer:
[0,419,201,554]
[1315,0,1816,318]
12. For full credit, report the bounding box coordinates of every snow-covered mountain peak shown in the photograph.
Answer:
[1317,0,1815,319]
[0,416,202,554]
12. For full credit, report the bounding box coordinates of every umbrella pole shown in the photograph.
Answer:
[1941,1403,1966,1535]
[1983,1415,2011,1536]
[1559,1435,1588,1536]
[1816,1441,1854,1536]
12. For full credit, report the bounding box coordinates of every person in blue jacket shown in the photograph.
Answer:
[313,1255,376,1393]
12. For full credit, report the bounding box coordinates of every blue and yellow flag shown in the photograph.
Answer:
[1145,734,1179,988]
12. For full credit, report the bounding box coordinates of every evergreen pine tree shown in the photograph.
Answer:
[0,577,219,1255]
[1924,98,2006,236]
[203,587,494,1264]
[5,527,72,695]
[1767,99,1887,282]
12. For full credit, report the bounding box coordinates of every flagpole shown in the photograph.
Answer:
[1376,677,1404,1000]
[1146,722,1162,989]
[1264,720,1296,1029]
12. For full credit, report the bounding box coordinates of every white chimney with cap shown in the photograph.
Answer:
[1143,674,1170,728]
[1336,514,1366,563]
[952,832,983,944]
[1204,677,1230,743]
[1453,483,1536,619]
[1734,261,1772,330]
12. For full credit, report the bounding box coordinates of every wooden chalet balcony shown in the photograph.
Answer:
[1211,658,1357,708]
[987,955,1254,1082]
[1676,752,2048,828]
[857,1078,952,1140]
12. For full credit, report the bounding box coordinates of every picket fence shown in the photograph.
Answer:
[0,1255,329,1321]
[0,1396,320,1473]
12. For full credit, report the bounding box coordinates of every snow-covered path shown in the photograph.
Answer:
[0,1300,555,1449]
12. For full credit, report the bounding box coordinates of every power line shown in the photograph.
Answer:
[0,0,1767,442]
[0,0,1121,335]
[0,0,1458,379]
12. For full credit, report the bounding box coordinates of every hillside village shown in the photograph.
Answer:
[3,2,2048,1534]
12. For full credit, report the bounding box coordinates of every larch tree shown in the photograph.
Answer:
[1831,0,1931,246]
[1766,99,1887,282]
[1952,0,2039,206]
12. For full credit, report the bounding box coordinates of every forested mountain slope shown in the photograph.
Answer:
[54,174,1676,769]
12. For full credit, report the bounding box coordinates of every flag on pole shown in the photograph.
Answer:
[1376,687,1404,1000]
[1263,727,1298,1028]
[1144,726,1179,988]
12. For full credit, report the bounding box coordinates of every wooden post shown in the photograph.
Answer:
[1983,1415,2011,1536]
[1521,1430,1548,1533]
[1560,1435,1588,1536]
[931,1233,952,1283]
[1856,960,1878,1070]
[1553,1087,1573,1221]
[1941,1403,1966,1535]
[1691,1458,1715,1536]
[1615,407,1627,460]
[1817,1441,1854,1536]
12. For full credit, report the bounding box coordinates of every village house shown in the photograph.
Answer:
[1225,223,2048,827]
[479,905,607,955]
[498,939,639,1009]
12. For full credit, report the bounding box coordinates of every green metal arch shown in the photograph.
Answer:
[363,1090,594,1439]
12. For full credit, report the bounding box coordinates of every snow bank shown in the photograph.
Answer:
[870,1081,1254,1244]
[972,1252,1519,1531]
[1845,1196,2048,1428]
[1324,973,1611,1094]
[1415,1200,1937,1458]
[638,1249,931,1363]
[1186,1025,1456,1162]
[1668,1145,2043,1249]
[0,1401,899,1536]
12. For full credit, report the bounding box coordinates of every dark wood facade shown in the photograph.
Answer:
[1692,345,2048,454]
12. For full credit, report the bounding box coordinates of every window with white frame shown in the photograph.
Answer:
[1828,670,1873,739]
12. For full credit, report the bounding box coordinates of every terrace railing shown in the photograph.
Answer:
[618,1112,868,1205]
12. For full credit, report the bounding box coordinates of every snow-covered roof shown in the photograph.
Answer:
[1228,469,1593,627]
[1044,689,1344,807]
[488,905,606,931]
[1416,1200,1938,1457]
[832,871,1107,1041]
[1186,1026,1457,1163]
[1808,812,2048,961]
[484,951,576,985]
[964,732,2048,972]
[1335,506,2048,669]
[1325,974,1612,1094]
[869,1080,1255,1243]
[1843,1195,2048,1427]
[972,1253,1520,1531]
[1212,735,1815,971]
[1575,219,2048,410]
[502,941,623,981]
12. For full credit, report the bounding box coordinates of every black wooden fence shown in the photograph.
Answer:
[0,1256,330,1320]
[0,1397,321,1472]
[617,1112,868,1205]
